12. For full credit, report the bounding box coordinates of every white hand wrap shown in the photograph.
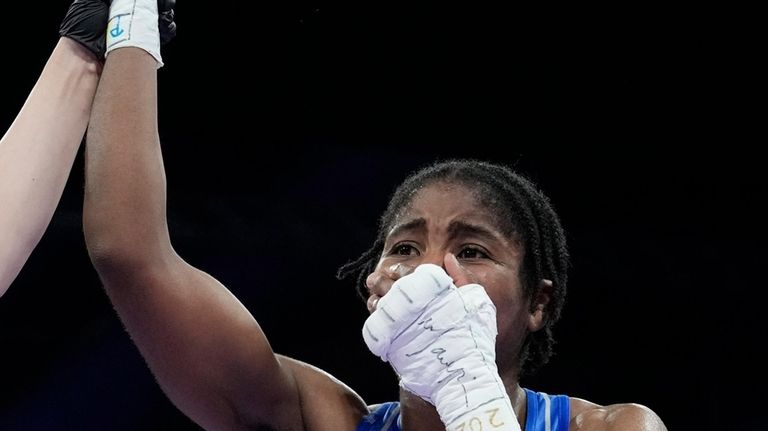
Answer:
[363,264,521,430]
[106,0,163,67]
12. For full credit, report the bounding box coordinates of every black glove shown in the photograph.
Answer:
[58,0,110,59]
[158,0,177,45]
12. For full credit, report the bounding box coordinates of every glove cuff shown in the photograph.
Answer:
[106,0,163,68]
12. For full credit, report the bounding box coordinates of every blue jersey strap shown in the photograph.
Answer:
[523,388,570,431]
[356,402,402,431]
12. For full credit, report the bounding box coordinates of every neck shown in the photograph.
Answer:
[399,377,528,430]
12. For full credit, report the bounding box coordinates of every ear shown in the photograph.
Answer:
[528,279,553,332]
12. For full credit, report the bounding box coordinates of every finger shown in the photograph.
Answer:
[366,263,416,297]
[367,294,381,313]
[366,271,395,297]
[444,253,473,287]
[386,263,416,280]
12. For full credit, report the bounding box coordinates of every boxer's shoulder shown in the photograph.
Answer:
[276,354,370,428]
[568,397,666,431]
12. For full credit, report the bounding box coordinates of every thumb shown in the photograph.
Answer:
[444,253,473,287]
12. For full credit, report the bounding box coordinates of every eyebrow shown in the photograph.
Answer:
[447,220,502,244]
[386,218,427,240]
[386,218,501,244]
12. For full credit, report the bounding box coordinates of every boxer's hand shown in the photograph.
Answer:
[362,260,520,429]
[363,264,451,360]
[365,262,414,313]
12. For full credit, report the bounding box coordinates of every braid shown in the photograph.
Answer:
[336,239,383,299]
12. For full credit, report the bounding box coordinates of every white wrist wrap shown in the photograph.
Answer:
[106,0,163,67]
[363,264,520,430]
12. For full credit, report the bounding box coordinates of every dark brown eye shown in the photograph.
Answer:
[457,246,488,259]
[393,244,417,256]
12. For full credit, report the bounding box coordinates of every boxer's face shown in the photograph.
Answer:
[368,180,546,370]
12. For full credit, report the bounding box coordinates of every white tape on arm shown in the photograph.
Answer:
[106,0,163,67]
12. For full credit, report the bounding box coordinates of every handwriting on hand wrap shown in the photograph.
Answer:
[403,316,471,406]
[430,347,467,385]
[454,408,506,430]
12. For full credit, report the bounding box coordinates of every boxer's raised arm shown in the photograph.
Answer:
[83,2,306,429]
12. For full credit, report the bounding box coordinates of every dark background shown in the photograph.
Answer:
[0,2,762,430]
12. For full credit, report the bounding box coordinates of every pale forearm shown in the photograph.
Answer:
[83,47,172,268]
[0,38,101,295]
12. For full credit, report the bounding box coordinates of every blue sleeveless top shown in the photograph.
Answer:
[356,388,570,431]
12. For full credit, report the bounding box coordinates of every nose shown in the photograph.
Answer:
[420,251,447,271]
